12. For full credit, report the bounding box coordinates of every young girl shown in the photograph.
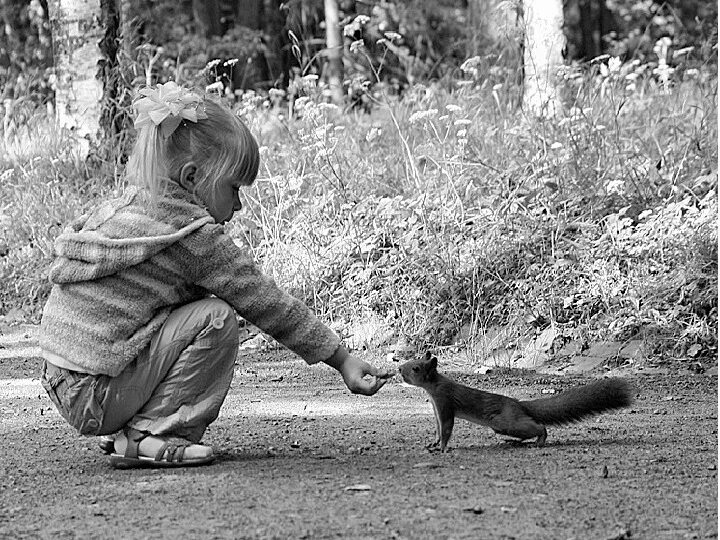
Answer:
[39,81,391,469]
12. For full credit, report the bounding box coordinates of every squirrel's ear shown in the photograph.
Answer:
[428,355,438,371]
[424,351,433,361]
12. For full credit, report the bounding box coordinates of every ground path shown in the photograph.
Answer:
[0,325,717,539]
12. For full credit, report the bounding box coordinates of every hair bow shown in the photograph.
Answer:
[133,81,208,138]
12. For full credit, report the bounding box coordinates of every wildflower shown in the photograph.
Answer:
[446,104,462,113]
[408,109,438,124]
[287,174,303,191]
[206,59,221,70]
[653,37,672,62]
[384,32,402,42]
[294,96,311,110]
[453,119,471,126]
[318,103,340,113]
[366,126,382,142]
[456,129,467,138]
[206,81,224,94]
[344,15,370,38]
[608,56,622,73]
[268,88,285,100]
[460,56,482,77]
[223,58,239,67]
[492,83,503,91]
[302,74,319,85]
[350,40,364,53]
[550,142,563,150]
[606,179,625,195]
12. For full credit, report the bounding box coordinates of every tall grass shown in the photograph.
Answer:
[1,49,716,365]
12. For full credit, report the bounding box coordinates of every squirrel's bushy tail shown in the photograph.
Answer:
[520,378,634,426]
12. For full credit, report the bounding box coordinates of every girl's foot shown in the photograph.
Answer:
[109,427,214,469]
[98,434,116,454]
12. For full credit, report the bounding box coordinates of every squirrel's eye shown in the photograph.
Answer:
[412,366,419,372]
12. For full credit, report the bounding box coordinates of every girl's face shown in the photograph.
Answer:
[200,172,252,224]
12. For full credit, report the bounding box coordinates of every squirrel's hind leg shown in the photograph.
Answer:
[492,415,547,446]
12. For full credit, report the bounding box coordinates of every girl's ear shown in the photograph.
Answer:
[179,162,198,191]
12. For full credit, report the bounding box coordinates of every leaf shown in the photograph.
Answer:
[535,326,558,352]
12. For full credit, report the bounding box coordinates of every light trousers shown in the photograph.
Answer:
[41,298,239,442]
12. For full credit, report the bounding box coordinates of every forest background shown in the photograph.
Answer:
[0,0,717,371]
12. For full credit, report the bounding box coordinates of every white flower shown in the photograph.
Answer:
[446,104,462,113]
[350,40,364,53]
[550,142,563,150]
[366,126,382,142]
[205,81,224,94]
[384,32,402,42]
[460,56,482,77]
[408,109,438,124]
[453,119,471,126]
[606,179,625,195]
[608,56,622,73]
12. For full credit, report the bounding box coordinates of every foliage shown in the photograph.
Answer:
[0,0,717,368]
[222,33,717,364]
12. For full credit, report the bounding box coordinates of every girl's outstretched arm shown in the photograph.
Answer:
[322,345,393,396]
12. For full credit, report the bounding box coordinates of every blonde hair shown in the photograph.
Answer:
[126,96,259,208]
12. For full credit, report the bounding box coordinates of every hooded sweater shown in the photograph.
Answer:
[39,183,341,377]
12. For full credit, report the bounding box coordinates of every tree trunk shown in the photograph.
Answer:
[521,0,564,118]
[193,0,222,38]
[47,0,104,153]
[323,0,344,105]
[467,0,520,58]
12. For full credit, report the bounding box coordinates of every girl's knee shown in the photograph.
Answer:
[201,298,239,340]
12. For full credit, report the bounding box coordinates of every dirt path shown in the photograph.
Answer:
[0,343,717,539]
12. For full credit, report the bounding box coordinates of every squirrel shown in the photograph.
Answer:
[399,352,634,452]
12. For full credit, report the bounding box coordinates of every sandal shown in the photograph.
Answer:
[98,435,115,455]
[109,427,215,469]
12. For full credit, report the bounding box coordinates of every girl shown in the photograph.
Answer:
[39,81,391,469]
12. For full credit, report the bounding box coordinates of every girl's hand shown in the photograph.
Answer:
[323,346,393,396]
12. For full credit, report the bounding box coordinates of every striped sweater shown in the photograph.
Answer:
[39,183,340,376]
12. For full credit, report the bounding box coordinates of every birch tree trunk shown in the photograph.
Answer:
[521,0,565,117]
[467,0,520,59]
[323,0,344,106]
[48,0,104,153]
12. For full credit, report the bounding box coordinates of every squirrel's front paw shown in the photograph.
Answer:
[425,440,441,453]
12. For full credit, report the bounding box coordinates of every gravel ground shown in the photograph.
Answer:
[0,346,717,540]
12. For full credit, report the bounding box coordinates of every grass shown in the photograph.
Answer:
[0,52,716,367]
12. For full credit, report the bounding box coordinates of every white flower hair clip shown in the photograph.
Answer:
[133,81,208,138]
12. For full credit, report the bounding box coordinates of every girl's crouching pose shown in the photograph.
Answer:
[39,82,390,469]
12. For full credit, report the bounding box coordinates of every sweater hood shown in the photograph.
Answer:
[49,184,215,284]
